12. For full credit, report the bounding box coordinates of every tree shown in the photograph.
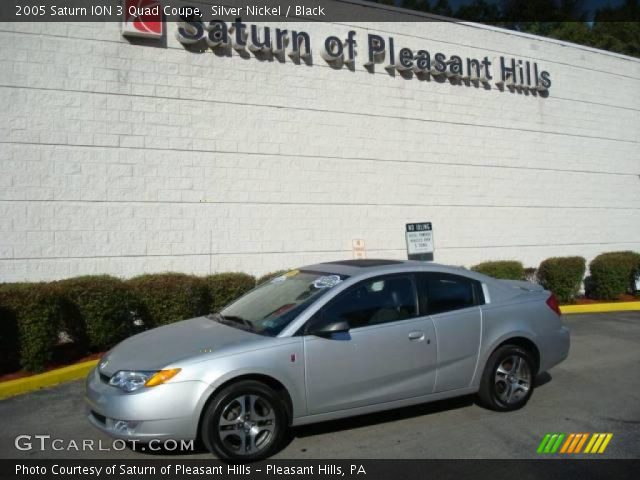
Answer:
[365,0,640,58]
[432,0,453,16]
[400,0,432,12]
[455,0,501,23]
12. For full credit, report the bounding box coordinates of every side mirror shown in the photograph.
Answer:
[312,320,350,337]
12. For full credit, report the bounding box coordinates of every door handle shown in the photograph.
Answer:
[408,331,425,341]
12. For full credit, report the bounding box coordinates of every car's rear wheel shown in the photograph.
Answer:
[477,345,536,411]
[201,380,286,460]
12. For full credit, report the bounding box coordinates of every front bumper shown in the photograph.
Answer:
[84,367,209,441]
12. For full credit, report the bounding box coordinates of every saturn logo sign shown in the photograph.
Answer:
[122,0,163,39]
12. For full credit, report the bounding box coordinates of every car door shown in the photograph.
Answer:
[417,272,484,392]
[303,273,437,415]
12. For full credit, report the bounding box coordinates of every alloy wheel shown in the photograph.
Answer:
[217,394,276,456]
[494,354,532,405]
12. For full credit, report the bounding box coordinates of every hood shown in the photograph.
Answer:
[99,316,265,376]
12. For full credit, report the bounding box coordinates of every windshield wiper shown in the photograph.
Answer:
[210,313,255,332]
[224,315,255,331]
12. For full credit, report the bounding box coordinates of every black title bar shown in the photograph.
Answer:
[3,459,639,480]
[1,0,634,23]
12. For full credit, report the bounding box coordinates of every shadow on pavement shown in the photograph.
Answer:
[292,371,553,442]
[128,372,553,458]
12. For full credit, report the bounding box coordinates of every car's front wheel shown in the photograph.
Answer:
[201,380,287,460]
[477,345,536,411]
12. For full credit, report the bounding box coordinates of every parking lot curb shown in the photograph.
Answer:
[560,301,640,314]
[0,360,97,401]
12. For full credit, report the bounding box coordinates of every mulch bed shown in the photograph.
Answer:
[570,294,638,305]
[0,344,103,383]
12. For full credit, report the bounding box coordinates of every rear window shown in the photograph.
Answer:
[418,272,483,315]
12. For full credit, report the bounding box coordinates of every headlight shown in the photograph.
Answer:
[109,371,154,392]
[109,369,181,392]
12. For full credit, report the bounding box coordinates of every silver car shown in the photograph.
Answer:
[85,259,570,460]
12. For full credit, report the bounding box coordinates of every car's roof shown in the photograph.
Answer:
[301,259,473,279]
[298,259,536,304]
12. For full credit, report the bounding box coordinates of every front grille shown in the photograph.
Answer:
[91,411,106,425]
[99,372,110,383]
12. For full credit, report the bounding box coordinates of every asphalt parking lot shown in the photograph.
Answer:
[0,312,638,460]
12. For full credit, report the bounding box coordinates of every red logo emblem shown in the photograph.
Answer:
[122,0,163,39]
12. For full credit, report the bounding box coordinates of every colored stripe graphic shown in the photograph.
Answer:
[598,434,613,453]
[550,434,565,453]
[537,433,565,454]
[567,433,583,453]
[584,434,598,453]
[537,434,552,454]
[539,433,613,454]
[574,433,589,453]
[585,433,613,454]
[544,434,559,453]
[560,433,574,453]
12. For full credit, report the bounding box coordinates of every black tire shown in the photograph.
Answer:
[201,380,287,461]
[477,345,536,412]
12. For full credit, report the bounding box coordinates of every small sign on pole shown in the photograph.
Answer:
[405,222,434,261]
[352,239,367,259]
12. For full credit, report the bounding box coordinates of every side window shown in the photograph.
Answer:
[318,275,418,329]
[419,272,483,315]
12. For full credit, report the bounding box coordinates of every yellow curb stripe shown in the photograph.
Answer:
[560,302,640,314]
[0,360,98,400]
[598,434,613,454]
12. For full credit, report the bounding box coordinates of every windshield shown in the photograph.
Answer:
[218,270,348,336]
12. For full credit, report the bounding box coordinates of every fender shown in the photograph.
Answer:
[190,365,304,438]
[471,329,539,389]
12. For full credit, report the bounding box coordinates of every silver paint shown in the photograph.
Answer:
[85,261,570,442]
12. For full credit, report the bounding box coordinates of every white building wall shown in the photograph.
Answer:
[0,17,639,281]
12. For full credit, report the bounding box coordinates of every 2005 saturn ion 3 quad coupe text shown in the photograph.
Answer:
[85,259,570,460]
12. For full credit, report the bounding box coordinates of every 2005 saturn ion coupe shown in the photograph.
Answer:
[86,259,570,460]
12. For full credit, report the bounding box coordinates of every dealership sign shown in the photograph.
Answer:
[121,4,551,93]
[121,0,164,38]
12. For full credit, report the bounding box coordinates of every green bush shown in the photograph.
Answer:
[588,251,640,300]
[471,261,524,280]
[537,257,586,303]
[204,273,256,313]
[0,303,20,374]
[256,270,289,285]
[56,276,137,351]
[128,273,209,327]
[0,283,64,372]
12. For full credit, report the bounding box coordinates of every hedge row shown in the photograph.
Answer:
[471,251,639,303]
[471,261,524,280]
[0,272,260,374]
[1,252,638,374]
[0,283,65,373]
[255,270,289,285]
